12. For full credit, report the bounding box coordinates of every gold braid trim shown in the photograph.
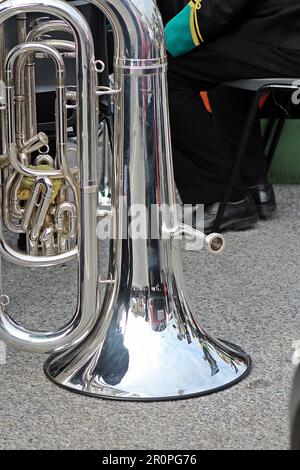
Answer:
[189,1,204,46]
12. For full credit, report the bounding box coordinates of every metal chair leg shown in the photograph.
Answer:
[262,107,277,150]
[266,92,291,169]
[266,114,287,170]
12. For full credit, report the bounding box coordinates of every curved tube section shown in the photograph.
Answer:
[6,42,65,178]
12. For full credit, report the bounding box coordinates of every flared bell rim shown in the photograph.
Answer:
[43,340,252,402]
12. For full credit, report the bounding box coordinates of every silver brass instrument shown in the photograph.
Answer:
[0,0,251,400]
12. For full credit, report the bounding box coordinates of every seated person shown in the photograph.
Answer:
[157,0,300,232]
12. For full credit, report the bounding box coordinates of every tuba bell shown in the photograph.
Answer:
[0,0,251,400]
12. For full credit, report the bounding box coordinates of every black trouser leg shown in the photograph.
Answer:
[208,86,268,186]
[168,84,247,204]
[167,34,300,205]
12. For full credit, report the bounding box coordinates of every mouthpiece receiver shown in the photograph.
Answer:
[205,232,225,254]
[168,224,225,254]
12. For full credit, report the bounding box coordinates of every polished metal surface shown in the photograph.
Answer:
[45,0,250,400]
[98,118,112,207]
[0,0,250,400]
[0,22,7,168]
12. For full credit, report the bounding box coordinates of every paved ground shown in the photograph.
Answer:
[0,185,299,450]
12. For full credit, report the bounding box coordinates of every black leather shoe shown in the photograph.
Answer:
[247,183,276,219]
[203,194,258,234]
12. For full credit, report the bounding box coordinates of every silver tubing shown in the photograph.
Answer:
[6,42,65,178]
[16,14,27,43]
[40,226,55,256]
[15,53,28,149]
[0,23,8,167]
[21,176,53,237]
[0,0,98,353]
[26,20,73,40]
[98,119,112,206]
[10,173,24,219]
[55,201,77,253]
[24,53,37,142]
[14,22,79,208]
[30,23,78,198]
[38,39,75,53]
[20,132,49,154]
[34,155,54,166]
[17,15,38,145]
[6,41,78,207]
[3,171,24,232]
[55,201,77,236]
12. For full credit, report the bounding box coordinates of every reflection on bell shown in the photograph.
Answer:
[45,268,250,399]
[45,226,250,400]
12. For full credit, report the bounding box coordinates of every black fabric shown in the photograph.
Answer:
[190,0,300,52]
[167,34,300,205]
[156,0,189,25]
[238,0,300,51]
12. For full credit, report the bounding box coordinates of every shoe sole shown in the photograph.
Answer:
[220,213,259,232]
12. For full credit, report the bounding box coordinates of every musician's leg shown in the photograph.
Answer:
[168,83,247,205]
[208,86,268,186]
[167,42,249,205]
[167,34,300,208]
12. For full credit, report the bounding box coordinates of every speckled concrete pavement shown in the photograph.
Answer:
[0,185,299,450]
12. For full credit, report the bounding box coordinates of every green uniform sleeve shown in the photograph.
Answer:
[165,3,197,58]
[165,0,249,58]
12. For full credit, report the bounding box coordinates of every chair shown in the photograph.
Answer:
[211,78,300,233]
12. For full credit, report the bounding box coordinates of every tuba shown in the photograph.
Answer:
[0,0,251,400]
